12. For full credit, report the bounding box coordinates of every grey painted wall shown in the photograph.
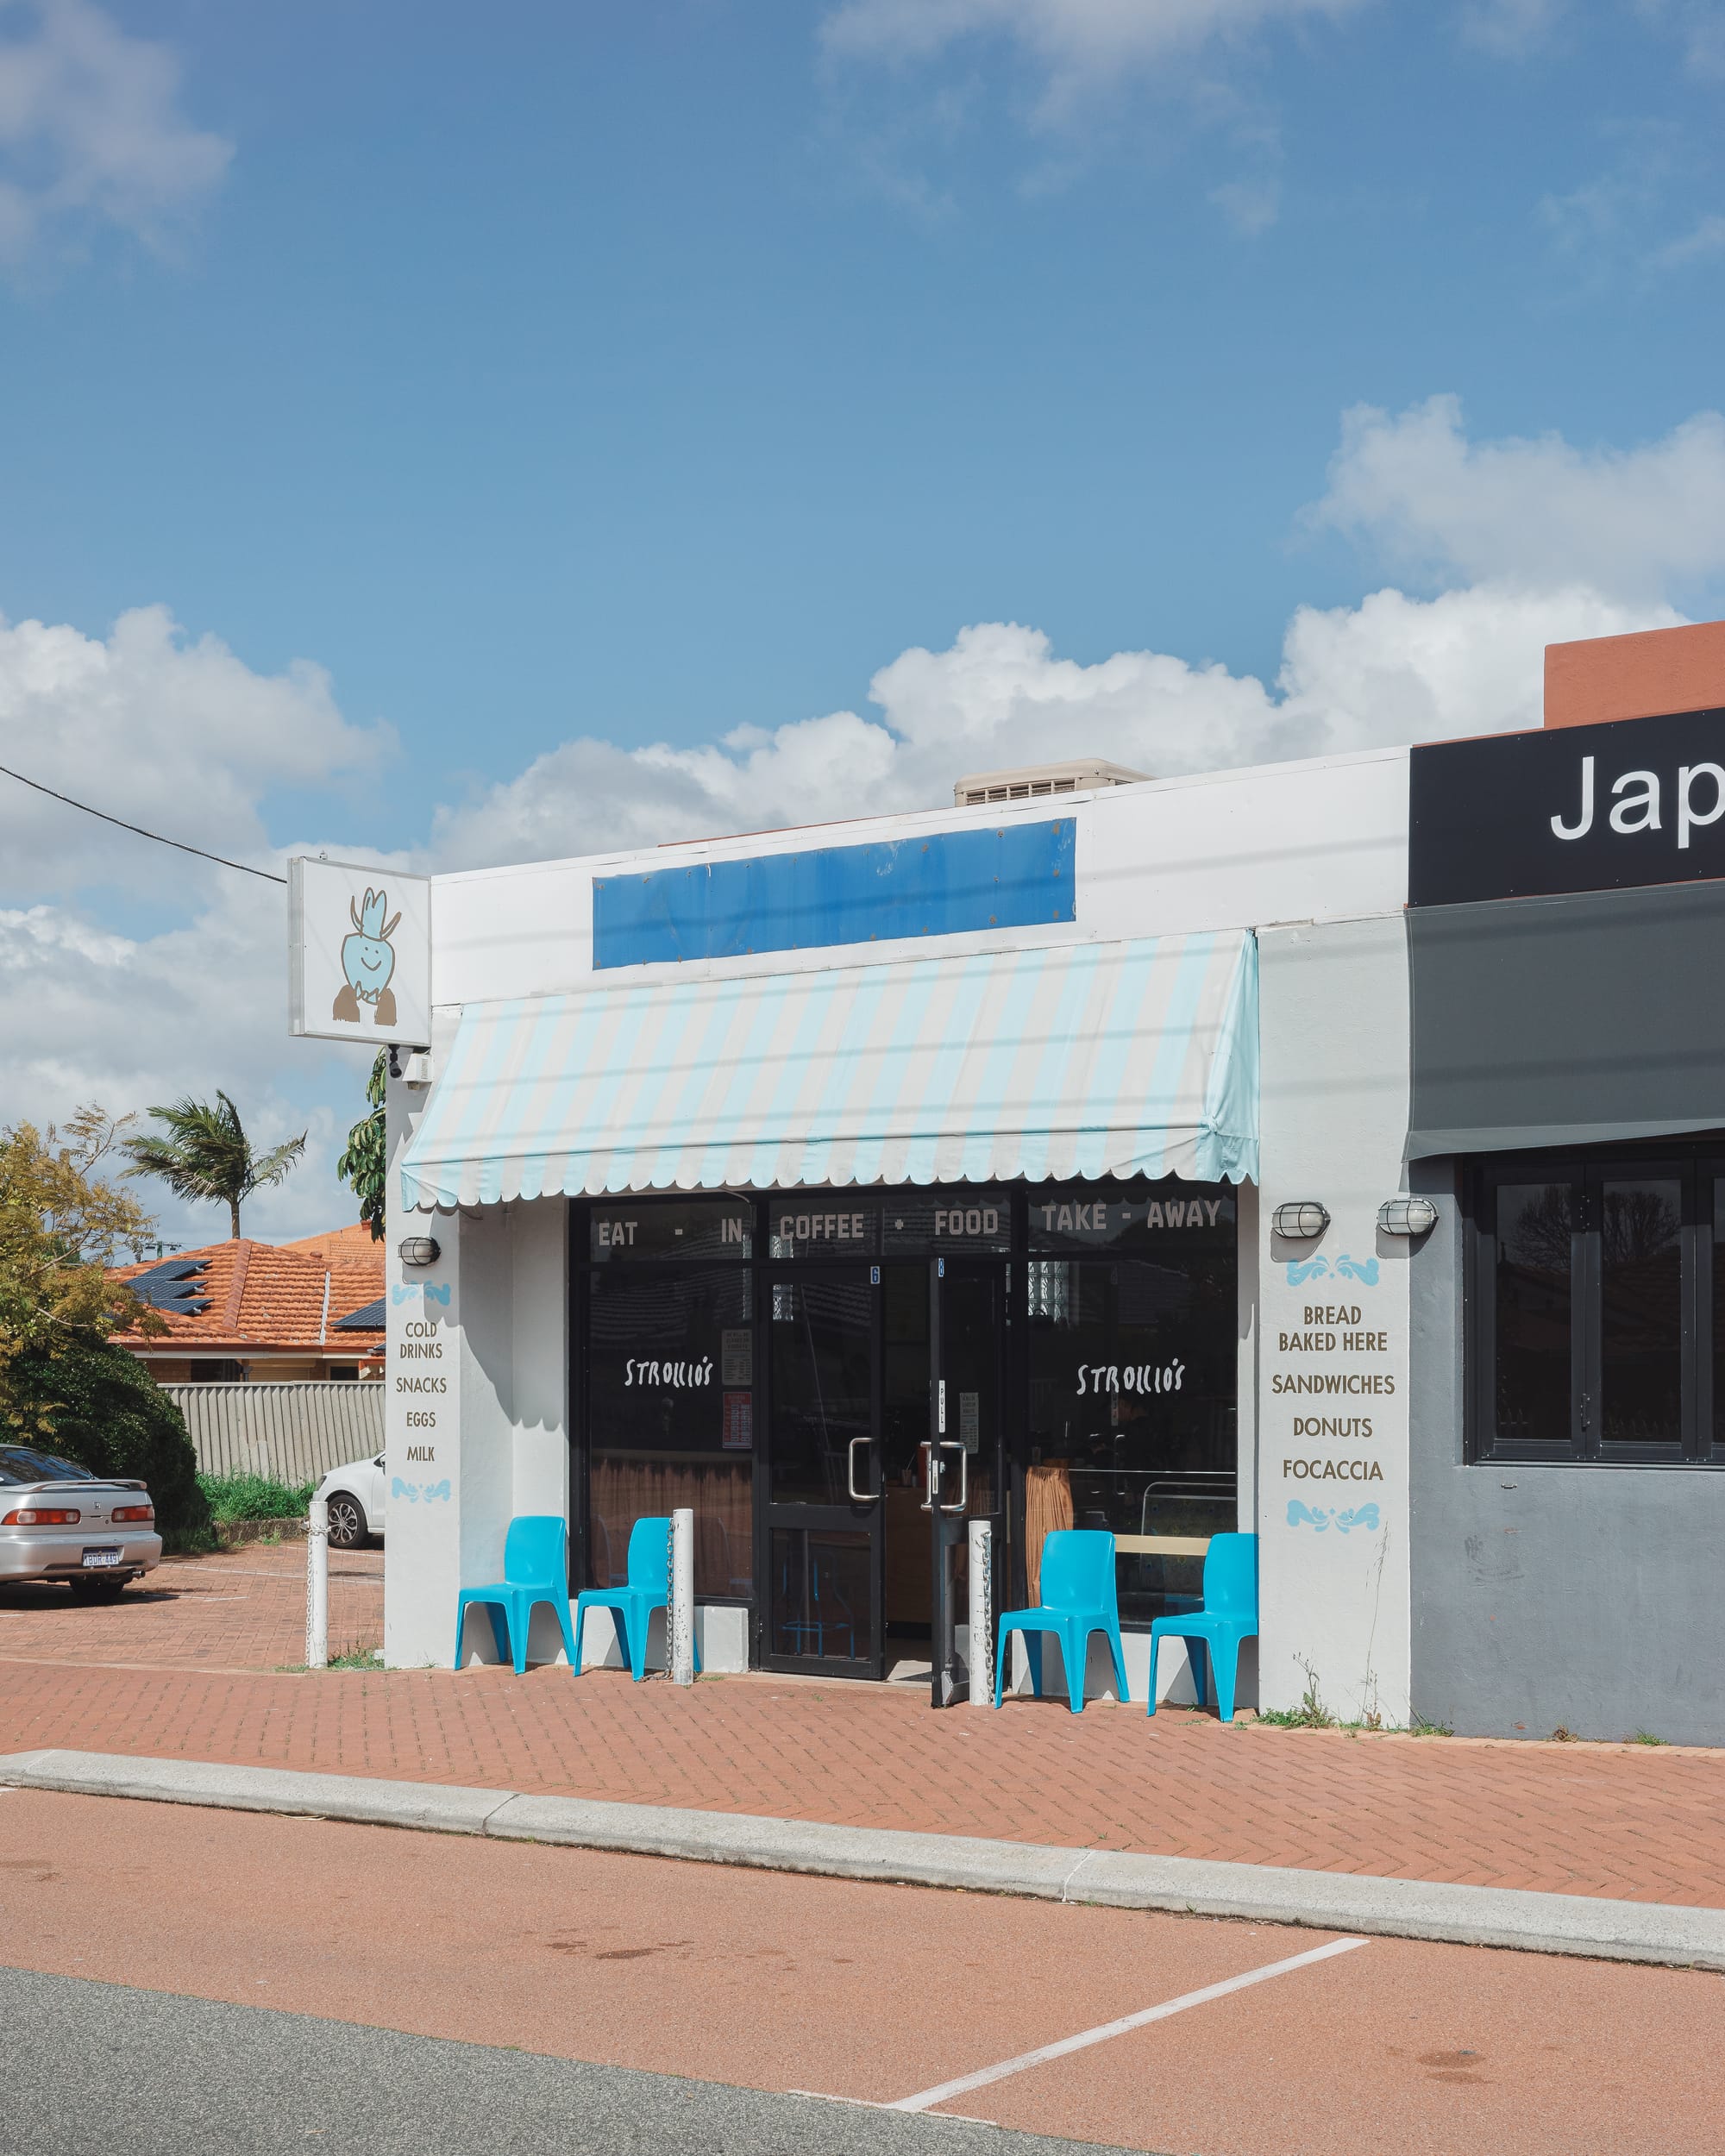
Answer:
[1407,1163,1725,1746]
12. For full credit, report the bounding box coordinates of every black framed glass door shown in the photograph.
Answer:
[763,1264,884,1677]
[929,1259,1007,1708]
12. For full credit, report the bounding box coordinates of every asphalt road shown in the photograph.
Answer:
[4,1789,1724,2154]
[0,1965,1138,2156]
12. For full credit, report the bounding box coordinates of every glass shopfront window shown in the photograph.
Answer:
[1026,1181,1237,1626]
[588,1266,754,1598]
[589,1198,753,1263]
[883,1192,1014,1256]
[768,1202,880,1262]
[1471,1148,1725,1464]
[768,1272,873,1508]
[576,1175,1242,1651]
[1492,1180,1573,1449]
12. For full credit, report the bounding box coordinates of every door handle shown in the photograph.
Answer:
[919,1439,935,1513]
[847,1435,875,1504]
[938,1439,968,1514]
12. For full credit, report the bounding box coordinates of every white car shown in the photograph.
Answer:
[314,1452,386,1550]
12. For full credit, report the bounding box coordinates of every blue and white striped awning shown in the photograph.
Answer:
[398,931,1258,1208]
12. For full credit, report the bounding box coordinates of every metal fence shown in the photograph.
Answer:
[163,1382,384,1486]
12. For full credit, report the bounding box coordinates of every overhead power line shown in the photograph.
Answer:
[0,759,288,885]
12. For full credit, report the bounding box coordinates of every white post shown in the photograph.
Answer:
[305,1496,329,1670]
[968,1518,994,1708]
[669,1507,694,1686]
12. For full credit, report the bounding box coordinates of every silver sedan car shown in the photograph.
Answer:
[0,1443,162,1602]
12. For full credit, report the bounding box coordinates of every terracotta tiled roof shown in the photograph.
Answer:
[279,1222,383,1263]
[110,1232,385,1356]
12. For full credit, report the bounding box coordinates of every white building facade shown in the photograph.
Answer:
[361,743,1427,1723]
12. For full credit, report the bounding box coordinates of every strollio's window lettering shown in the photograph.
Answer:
[1075,1360,1184,1397]
[622,1357,714,1388]
[576,1176,1242,1646]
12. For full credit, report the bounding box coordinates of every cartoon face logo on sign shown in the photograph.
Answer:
[332,887,401,1026]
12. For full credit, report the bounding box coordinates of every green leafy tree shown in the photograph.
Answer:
[337,1051,387,1243]
[122,1091,306,1241]
[0,1111,160,1427]
[0,1110,209,1547]
[8,1337,211,1550]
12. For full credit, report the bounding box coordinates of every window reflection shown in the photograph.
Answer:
[1026,1251,1235,1626]
[589,1267,753,1597]
[1600,1179,1681,1448]
[768,1272,872,1507]
[1494,1182,1572,1448]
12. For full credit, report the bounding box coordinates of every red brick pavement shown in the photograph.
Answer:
[2,1545,1722,1911]
[0,1545,383,1670]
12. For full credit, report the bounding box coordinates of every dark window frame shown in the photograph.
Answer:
[1466,1144,1725,1467]
[576,1246,758,1608]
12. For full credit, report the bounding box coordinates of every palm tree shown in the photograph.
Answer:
[122,1092,306,1241]
[336,1051,387,1243]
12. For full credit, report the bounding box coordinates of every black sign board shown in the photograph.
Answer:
[1409,705,1725,907]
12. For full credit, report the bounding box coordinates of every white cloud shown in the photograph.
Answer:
[1458,0,1565,56]
[821,0,1369,131]
[1634,1,1725,79]
[1306,394,1725,602]
[1210,174,1279,232]
[433,587,1677,874]
[0,0,230,261]
[439,395,1712,870]
[823,0,1367,77]
[1657,211,1725,267]
[0,395,1705,1238]
[0,603,395,1239]
[0,604,392,897]
[0,889,374,1245]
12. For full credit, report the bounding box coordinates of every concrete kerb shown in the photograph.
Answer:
[4,1748,1724,1974]
[0,1750,511,1838]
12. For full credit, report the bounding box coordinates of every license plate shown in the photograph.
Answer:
[81,1548,121,1568]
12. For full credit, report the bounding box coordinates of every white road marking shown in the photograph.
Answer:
[888,1935,1370,2114]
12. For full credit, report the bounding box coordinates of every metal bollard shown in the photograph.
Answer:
[968,1518,994,1708]
[668,1507,695,1686]
[305,1496,329,1670]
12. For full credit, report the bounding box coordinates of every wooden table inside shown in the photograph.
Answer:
[1113,1534,1212,1557]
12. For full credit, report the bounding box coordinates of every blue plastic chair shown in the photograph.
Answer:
[454,1515,576,1675]
[574,1515,702,1681]
[994,1529,1128,1714]
[778,1549,856,1659]
[1147,1532,1258,1722]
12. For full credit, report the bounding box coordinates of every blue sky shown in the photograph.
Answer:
[0,0,1722,1244]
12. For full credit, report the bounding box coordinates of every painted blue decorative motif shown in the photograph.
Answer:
[1287,1500,1382,1535]
[1282,1252,1379,1287]
[392,1282,450,1306]
[392,1476,452,1504]
[593,818,1076,968]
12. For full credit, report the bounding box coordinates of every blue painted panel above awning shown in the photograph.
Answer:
[398,931,1258,1208]
[593,819,1076,968]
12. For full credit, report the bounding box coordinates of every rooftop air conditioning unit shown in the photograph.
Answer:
[952,758,1150,808]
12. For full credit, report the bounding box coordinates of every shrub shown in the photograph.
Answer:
[7,1338,212,1551]
[197,1471,317,1524]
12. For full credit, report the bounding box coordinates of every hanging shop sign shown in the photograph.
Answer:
[1409,705,1725,907]
[289,857,432,1044]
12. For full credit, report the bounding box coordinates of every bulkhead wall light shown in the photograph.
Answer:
[1271,1201,1329,1239]
[398,1236,441,1268]
[1377,1197,1439,1238]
